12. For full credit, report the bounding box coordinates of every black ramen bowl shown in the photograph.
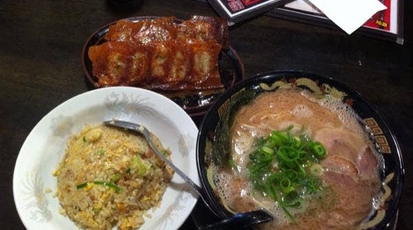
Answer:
[196,70,404,229]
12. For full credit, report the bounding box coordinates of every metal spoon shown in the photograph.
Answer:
[103,119,273,229]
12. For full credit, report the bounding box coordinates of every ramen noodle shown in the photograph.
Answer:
[54,124,174,230]
[210,88,383,230]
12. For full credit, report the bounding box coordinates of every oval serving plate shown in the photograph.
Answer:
[81,16,245,117]
[13,87,200,230]
[195,70,404,230]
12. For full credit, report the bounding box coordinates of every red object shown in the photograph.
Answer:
[364,0,391,31]
[241,0,262,6]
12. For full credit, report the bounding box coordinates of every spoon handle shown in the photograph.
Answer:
[141,125,205,194]
[198,210,273,230]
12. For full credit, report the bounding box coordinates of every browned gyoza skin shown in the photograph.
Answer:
[88,16,228,91]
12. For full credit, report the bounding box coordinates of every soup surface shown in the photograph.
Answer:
[211,88,382,229]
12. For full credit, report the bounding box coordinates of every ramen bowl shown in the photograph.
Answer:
[196,70,404,229]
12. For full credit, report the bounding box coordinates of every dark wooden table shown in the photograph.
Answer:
[1,0,412,229]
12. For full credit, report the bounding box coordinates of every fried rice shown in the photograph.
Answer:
[53,124,174,230]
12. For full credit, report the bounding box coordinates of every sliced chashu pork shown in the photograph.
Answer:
[313,127,381,228]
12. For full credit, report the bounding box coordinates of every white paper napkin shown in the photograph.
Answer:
[308,0,387,34]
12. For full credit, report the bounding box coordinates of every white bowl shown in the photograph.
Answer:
[13,86,199,230]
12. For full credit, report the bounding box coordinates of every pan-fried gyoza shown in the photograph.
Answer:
[88,16,228,91]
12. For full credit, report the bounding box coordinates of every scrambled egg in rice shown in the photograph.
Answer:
[54,124,174,230]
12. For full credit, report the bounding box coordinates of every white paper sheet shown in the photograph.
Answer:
[308,0,387,34]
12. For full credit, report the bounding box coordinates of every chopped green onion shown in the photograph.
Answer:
[277,146,299,162]
[228,158,238,171]
[161,150,169,156]
[97,149,105,155]
[76,182,88,189]
[310,163,324,177]
[110,173,121,183]
[247,127,327,222]
[93,181,122,192]
[262,146,274,155]
[312,142,326,158]
[130,155,147,177]
[76,181,122,192]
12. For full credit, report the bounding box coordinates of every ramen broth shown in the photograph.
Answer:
[211,88,382,229]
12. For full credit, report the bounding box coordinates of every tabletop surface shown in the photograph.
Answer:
[1,0,412,229]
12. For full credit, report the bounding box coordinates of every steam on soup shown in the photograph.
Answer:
[209,88,383,230]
